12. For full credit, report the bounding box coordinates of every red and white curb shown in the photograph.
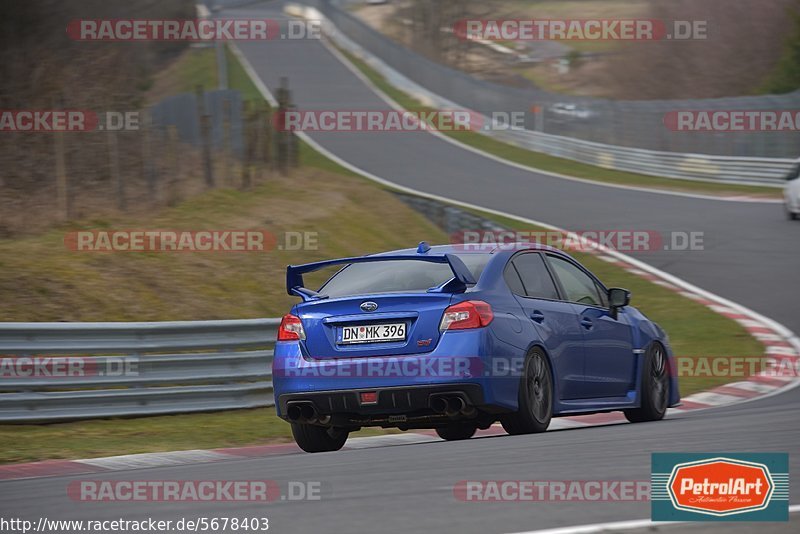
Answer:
[0,422,623,482]
[588,248,800,414]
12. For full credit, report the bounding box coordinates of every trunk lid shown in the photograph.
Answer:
[296,293,453,359]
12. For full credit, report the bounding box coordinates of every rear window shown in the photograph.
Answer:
[318,254,491,298]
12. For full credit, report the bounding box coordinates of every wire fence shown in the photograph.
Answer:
[0,84,298,236]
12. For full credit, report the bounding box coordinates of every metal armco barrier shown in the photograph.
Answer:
[493,128,794,186]
[0,319,279,422]
[291,1,797,186]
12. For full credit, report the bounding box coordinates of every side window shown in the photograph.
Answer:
[503,264,526,295]
[595,281,609,307]
[547,255,603,306]
[511,254,560,300]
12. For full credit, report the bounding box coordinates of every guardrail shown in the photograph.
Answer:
[492,128,794,187]
[0,319,279,423]
[289,2,796,187]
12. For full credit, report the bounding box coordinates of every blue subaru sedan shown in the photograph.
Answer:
[273,242,680,452]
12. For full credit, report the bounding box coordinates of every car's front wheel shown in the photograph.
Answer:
[435,422,477,441]
[501,348,553,435]
[624,342,669,423]
[291,423,349,453]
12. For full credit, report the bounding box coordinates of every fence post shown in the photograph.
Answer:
[216,41,228,90]
[241,101,253,190]
[141,111,158,204]
[263,104,273,170]
[52,95,69,220]
[195,85,215,188]
[167,125,181,206]
[54,130,68,220]
[276,77,291,175]
[107,128,125,210]
[288,103,299,168]
[222,97,231,187]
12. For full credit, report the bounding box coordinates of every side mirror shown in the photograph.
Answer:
[608,287,631,309]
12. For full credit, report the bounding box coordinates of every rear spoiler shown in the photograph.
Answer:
[286,253,477,301]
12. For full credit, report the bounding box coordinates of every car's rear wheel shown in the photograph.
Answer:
[788,209,799,221]
[501,348,553,435]
[624,342,669,423]
[435,422,477,441]
[291,423,349,453]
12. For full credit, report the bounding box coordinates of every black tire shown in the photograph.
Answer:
[435,423,477,441]
[291,423,348,453]
[501,348,553,435]
[789,210,799,221]
[624,343,669,423]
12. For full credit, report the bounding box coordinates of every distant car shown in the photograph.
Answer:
[784,161,800,220]
[273,242,680,452]
[549,103,593,119]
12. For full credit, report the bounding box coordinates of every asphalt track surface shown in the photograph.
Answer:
[1,3,798,533]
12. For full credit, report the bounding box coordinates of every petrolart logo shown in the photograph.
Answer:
[652,453,789,521]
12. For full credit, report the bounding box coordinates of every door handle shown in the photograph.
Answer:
[530,310,545,323]
[580,317,593,329]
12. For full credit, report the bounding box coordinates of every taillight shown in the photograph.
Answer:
[278,314,306,341]
[439,301,494,330]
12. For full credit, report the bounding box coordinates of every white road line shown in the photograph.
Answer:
[722,381,779,393]
[682,391,748,406]
[75,450,233,470]
[345,433,437,449]
[504,504,800,534]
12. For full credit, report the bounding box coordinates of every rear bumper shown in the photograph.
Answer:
[278,383,485,417]
[271,329,520,417]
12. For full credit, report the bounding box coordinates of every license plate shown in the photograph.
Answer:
[340,323,406,344]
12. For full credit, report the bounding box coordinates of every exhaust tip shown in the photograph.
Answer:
[299,403,316,421]
[286,405,302,422]
[445,396,466,416]
[431,396,448,414]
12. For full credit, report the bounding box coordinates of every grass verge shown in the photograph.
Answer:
[0,410,400,465]
[336,47,781,199]
[146,45,265,107]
